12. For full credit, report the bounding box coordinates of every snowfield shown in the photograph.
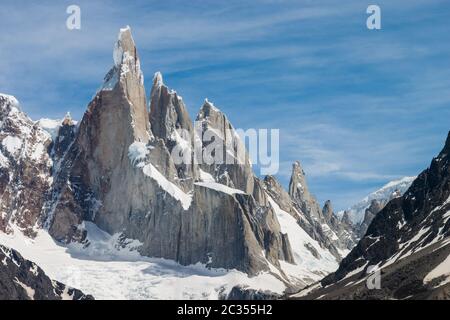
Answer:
[0,224,286,300]
[268,198,338,282]
[338,176,416,224]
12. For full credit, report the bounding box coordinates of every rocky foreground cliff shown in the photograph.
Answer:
[0,244,92,300]
[292,132,450,300]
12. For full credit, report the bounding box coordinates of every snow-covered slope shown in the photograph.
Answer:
[0,224,286,300]
[268,198,338,284]
[0,243,92,300]
[339,176,416,224]
[292,132,450,300]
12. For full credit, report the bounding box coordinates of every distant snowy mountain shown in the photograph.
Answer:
[339,176,416,224]
[36,115,77,141]
[292,132,450,300]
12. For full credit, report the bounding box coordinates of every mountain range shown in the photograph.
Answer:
[292,132,450,299]
[0,27,448,300]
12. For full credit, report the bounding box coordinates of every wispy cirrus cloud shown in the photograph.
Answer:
[0,0,449,210]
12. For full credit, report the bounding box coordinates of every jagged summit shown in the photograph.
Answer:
[204,98,219,110]
[196,98,254,192]
[148,70,195,180]
[197,98,221,119]
[289,162,305,194]
[61,112,73,126]
[440,131,450,157]
[288,161,315,208]
[102,26,145,95]
[149,71,193,143]
[150,72,181,98]
[113,26,137,67]
[286,161,357,254]
[322,200,333,220]
[153,71,163,86]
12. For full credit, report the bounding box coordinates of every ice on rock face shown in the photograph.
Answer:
[268,197,338,280]
[153,72,164,88]
[0,150,9,168]
[0,93,20,111]
[113,25,135,67]
[113,43,124,68]
[103,26,144,92]
[2,136,22,156]
[37,118,62,141]
[203,98,220,112]
[113,26,131,67]
[128,141,149,166]
[128,141,192,210]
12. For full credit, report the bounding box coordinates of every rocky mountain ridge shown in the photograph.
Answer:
[339,176,416,238]
[0,27,359,296]
[292,132,450,300]
[0,244,92,300]
[0,94,53,237]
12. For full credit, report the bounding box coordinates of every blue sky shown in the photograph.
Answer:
[1,0,449,210]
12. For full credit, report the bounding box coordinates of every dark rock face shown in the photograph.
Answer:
[322,200,333,220]
[292,132,450,300]
[0,245,93,300]
[51,113,77,164]
[292,241,450,300]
